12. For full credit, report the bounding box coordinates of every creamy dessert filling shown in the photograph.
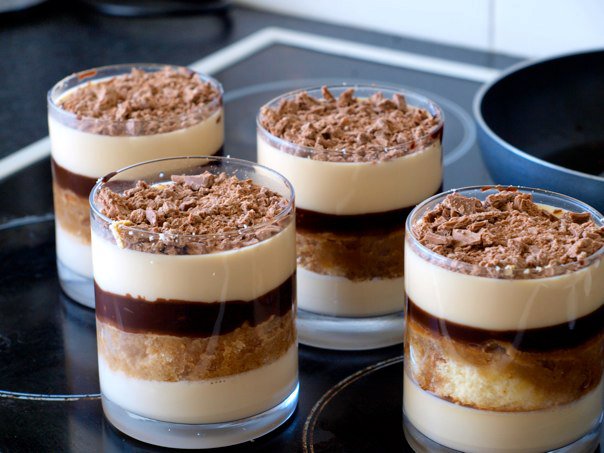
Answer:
[257,138,442,215]
[50,66,224,292]
[404,188,604,451]
[258,86,442,317]
[92,168,297,423]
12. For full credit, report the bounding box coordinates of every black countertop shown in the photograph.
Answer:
[1,3,601,452]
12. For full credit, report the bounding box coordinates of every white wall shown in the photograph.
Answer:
[236,0,604,58]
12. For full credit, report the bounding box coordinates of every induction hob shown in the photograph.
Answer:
[0,27,600,453]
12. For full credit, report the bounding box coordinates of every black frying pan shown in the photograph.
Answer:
[474,50,604,212]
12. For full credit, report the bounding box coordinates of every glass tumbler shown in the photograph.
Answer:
[404,186,604,453]
[49,63,224,308]
[90,156,298,449]
[257,84,443,350]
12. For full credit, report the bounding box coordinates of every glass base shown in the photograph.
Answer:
[297,309,404,350]
[57,259,95,309]
[102,384,299,449]
[403,412,603,453]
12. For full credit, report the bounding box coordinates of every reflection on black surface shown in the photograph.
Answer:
[0,217,99,396]
[0,217,101,451]
[304,357,411,453]
[61,293,99,396]
[0,159,53,222]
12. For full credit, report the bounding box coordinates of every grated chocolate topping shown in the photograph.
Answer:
[259,86,441,162]
[57,67,221,136]
[413,190,604,277]
[94,172,291,254]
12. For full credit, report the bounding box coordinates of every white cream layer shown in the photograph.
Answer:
[404,373,603,453]
[405,241,604,330]
[99,345,298,424]
[257,136,442,214]
[49,108,224,178]
[91,222,295,301]
[297,267,404,317]
[56,223,93,278]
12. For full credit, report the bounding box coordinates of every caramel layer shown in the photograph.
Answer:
[95,273,295,337]
[407,298,604,352]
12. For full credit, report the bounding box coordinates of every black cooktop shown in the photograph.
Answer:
[0,6,601,452]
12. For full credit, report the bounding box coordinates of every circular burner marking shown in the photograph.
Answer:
[0,390,100,402]
[0,216,101,402]
[302,354,404,453]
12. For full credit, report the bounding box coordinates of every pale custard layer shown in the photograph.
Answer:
[257,136,442,215]
[92,222,296,302]
[100,345,298,424]
[297,267,404,316]
[49,108,224,178]
[405,240,604,330]
[404,373,603,453]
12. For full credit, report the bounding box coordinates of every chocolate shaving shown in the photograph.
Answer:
[566,212,592,224]
[413,190,604,277]
[94,172,290,254]
[57,67,221,136]
[423,231,451,246]
[259,86,441,162]
[171,173,215,191]
[452,229,482,246]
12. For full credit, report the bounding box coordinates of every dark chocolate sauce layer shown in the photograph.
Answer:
[51,158,98,198]
[297,185,442,235]
[51,146,224,199]
[407,298,604,352]
[95,273,294,337]
[297,206,412,235]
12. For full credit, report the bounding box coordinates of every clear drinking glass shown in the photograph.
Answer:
[89,156,298,449]
[403,186,604,453]
[257,84,444,350]
[49,63,224,308]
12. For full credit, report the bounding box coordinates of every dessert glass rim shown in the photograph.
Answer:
[406,185,604,279]
[47,62,224,128]
[256,83,444,160]
[89,155,295,242]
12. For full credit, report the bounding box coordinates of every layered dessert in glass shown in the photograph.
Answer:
[89,157,297,449]
[257,85,443,349]
[49,64,224,307]
[404,187,604,453]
